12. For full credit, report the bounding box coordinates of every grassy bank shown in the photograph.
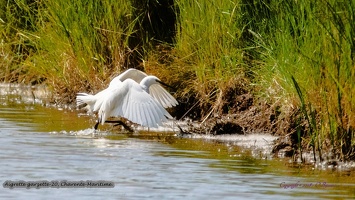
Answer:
[1,0,354,160]
[253,0,355,161]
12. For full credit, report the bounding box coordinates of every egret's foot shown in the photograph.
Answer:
[92,121,100,137]
[175,124,191,137]
[114,122,134,133]
[105,120,134,133]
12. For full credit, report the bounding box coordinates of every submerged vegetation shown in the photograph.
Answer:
[1,0,354,160]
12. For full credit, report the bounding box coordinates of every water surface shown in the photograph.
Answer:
[0,85,354,199]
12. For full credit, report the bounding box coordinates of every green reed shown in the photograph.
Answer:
[1,0,137,102]
[252,0,355,160]
[171,0,247,116]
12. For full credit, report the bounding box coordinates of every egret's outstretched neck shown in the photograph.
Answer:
[140,76,158,93]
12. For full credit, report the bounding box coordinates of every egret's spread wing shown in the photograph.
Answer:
[119,69,179,108]
[109,68,178,108]
[118,68,148,83]
[110,68,148,85]
[149,84,178,108]
[109,68,148,88]
[99,79,172,128]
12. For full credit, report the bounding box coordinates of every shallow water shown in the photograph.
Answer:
[0,85,354,199]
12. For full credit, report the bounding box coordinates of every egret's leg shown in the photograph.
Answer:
[94,121,100,130]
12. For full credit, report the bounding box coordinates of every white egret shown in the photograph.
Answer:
[76,68,178,112]
[76,69,178,130]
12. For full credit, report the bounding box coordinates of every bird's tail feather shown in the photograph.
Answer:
[76,93,96,112]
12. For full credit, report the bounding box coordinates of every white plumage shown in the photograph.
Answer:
[77,68,178,111]
[76,69,178,129]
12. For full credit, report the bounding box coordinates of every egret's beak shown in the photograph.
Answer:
[156,80,175,90]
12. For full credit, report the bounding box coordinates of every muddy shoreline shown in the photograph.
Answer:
[1,83,354,169]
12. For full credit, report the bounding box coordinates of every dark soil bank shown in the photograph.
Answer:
[179,92,339,164]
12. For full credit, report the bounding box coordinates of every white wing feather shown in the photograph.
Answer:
[110,68,178,108]
[76,68,178,128]
[76,91,105,112]
[149,84,178,108]
[109,68,146,88]
[98,79,172,128]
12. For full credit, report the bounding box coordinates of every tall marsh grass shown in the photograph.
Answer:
[146,0,248,118]
[1,0,137,102]
[251,0,355,160]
